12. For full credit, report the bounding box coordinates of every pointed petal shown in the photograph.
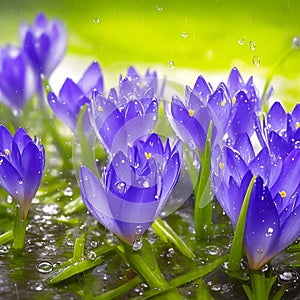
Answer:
[244,177,280,270]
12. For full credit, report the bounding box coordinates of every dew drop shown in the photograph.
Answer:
[64,186,73,197]
[12,108,22,117]
[135,225,143,235]
[87,251,97,261]
[277,267,299,285]
[143,180,150,188]
[0,245,9,254]
[249,41,256,51]
[265,227,273,237]
[132,239,143,251]
[252,55,260,67]
[182,31,188,38]
[18,179,23,185]
[36,261,53,274]
[167,60,175,70]
[238,37,245,45]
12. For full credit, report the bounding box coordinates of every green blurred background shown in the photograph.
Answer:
[1,0,300,109]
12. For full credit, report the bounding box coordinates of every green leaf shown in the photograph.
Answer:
[152,218,195,259]
[228,175,256,271]
[194,121,213,240]
[123,238,169,290]
[0,229,13,245]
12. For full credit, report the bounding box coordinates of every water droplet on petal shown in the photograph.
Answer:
[249,41,256,51]
[265,227,273,237]
[12,108,22,117]
[36,261,53,274]
[135,225,143,235]
[252,55,260,67]
[167,61,175,70]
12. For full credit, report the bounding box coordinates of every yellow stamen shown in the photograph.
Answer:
[98,106,103,112]
[144,152,152,160]
[4,149,10,155]
[279,190,286,198]
[188,109,195,117]
[219,162,224,169]
[117,185,122,190]
[232,97,236,104]
[296,122,300,129]
[221,100,226,107]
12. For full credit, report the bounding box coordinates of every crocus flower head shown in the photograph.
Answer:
[118,66,163,104]
[48,61,103,131]
[0,45,35,113]
[0,125,45,218]
[212,138,300,270]
[20,13,66,78]
[79,133,182,246]
[165,67,260,153]
[89,88,158,155]
[255,101,300,161]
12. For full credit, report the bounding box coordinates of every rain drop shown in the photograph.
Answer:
[143,180,150,188]
[93,17,100,23]
[36,261,53,274]
[265,227,273,237]
[276,267,299,285]
[238,37,245,45]
[157,6,163,11]
[182,31,188,38]
[87,251,97,261]
[292,36,300,49]
[252,55,260,67]
[167,60,175,70]
[12,108,22,117]
[64,186,73,197]
[135,225,143,235]
[249,41,256,51]
[132,239,143,251]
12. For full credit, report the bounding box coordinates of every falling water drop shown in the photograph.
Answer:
[249,41,256,51]
[182,31,188,38]
[167,60,175,69]
[157,6,163,11]
[36,261,53,274]
[238,37,245,45]
[252,55,260,67]
[93,17,100,23]
[292,36,300,49]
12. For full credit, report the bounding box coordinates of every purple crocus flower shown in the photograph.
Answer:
[89,87,158,155]
[20,13,66,78]
[255,101,300,160]
[165,67,260,152]
[79,133,182,246]
[212,137,300,270]
[48,61,103,131]
[0,125,45,218]
[118,66,163,103]
[0,45,35,113]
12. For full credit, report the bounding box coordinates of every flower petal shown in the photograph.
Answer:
[244,176,280,270]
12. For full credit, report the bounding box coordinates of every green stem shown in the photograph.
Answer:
[243,270,277,300]
[262,48,298,113]
[13,205,28,249]
[194,121,213,240]
[152,218,195,259]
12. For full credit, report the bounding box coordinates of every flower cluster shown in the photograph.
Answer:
[0,13,66,112]
[0,13,299,275]
[211,101,300,270]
